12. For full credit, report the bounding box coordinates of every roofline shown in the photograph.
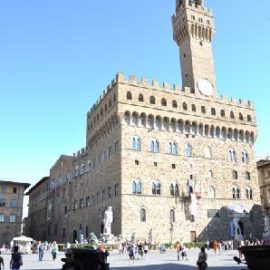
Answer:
[0,180,31,189]
[25,176,49,195]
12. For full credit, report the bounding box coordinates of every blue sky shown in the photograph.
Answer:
[0,0,270,187]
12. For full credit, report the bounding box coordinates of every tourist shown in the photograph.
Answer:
[176,241,181,261]
[51,241,58,260]
[181,245,188,261]
[10,246,22,270]
[197,246,207,270]
[38,242,45,261]
[143,241,149,260]
[0,251,4,270]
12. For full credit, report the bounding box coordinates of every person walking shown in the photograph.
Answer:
[176,241,181,261]
[181,245,188,261]
[10,246,23,270]
[51,241,58,260]
[143,242,149,260]
[197,246,207,270]
[0,251,4,270]
[38,242,45,261]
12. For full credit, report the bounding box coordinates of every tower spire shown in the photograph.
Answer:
[173,0,216,96]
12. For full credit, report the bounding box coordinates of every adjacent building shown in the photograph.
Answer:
[257,159,270,217]
[0,180,30,243]
[27,0,264,243]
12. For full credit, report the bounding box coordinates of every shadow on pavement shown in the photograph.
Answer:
[111,263,244,270]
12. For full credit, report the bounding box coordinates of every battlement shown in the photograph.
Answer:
[73,146,89,159]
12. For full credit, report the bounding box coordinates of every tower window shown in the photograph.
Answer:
[127,91,132,100]
[139,94,144,102]
[192,104,196,112]
[211,108,216,115]
[161,98,167,106]
[201,106,206,114]
[191,15,195,20]
[172,100,178,108]
[183,103,188,111]
[185,73,188,78]
[184,53,186,58]
[150,96,155,104]
[220,109,225,117]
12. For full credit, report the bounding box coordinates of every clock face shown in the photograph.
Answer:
[197,79,214,96]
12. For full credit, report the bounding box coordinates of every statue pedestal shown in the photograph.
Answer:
[102,233,115,244]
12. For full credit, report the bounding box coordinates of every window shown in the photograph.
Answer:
[0,199,6,207]
[150,96,155,104]
[172,164,176,169]
[0,214,4,222]
[220,109,225,117]
[246,187,253,200]
[170,209,175,223]
[10,199,17,208]
[131,180,142,195]
[208,170,213,178]
[152,181,161,195]
[135,160,139,165]
[64,206,68,215]
[232,186,240,199]
[150,140,159,153]
[242,151,249,163]
[232,170,238,180]
[140,208,146,222]
[127,91,132,100]
[2,186,7,193]
[228,149,237,162]
[204,146,212,158]
[169,142,177,155]
[184,144,192,157]
[161,98,167,106]
[114,141,119,152]
[114,184,119,196]
[208,186,216,199]
[172,100,177,108]
[191,104,196,112]
[230,111,235,119]
[183,103,188,111]
[201,106,206,113]
[239,113,244,121]
[13,187,17,193]
[245,171,251,180]
[170,183,179,197]
[139,94,144,102]
[10,215,16,223]
[247,115,252,122]
[132,136,141,151]
[211,108,216,115]
[154,162,157,167]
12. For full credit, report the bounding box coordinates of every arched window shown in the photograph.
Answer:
[170,183,179,197]
[150,96,155,104]
[192,104,196,112]
[170,209,175,223]
[208,170,213,178]
[228,149,237,162]
[232,170,238,180]
[246,187,253,200]
[245,171,251,180]
[138,94,144,102]
[220,109,225,117]
[150,140,159,153]
[131,180,142,195]
[152,181,161,195]
[172,100,178,108]
[183,102,188,111]
[232,186,240,199]
[184,144,192,157]
[239,113,244,121]
[161,98,167,106]
[247,115,252,122]
[230,111,235,119]
[140,208,146,222]
[169,142,177,155]
[242,151,249,163]
[211,108,216,115]
[127,91,132,100]
[131,136,141,151]
[208,186,216,199]
[204,146,212,158]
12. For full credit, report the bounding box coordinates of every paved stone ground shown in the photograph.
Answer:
[1,248,246,270]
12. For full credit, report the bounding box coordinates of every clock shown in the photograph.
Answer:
[197,79,214,96]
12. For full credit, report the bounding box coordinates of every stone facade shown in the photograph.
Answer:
[257,159,270,217]
[0,180,30,243]
[27,0,264,243]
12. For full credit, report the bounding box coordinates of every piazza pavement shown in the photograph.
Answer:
[0,248,246,270]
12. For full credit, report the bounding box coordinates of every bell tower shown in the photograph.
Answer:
[172,0,216,97]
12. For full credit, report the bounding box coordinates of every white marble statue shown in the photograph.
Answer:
[103,206,113,235]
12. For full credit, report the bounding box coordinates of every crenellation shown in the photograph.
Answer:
[152,79,159,88]
[140,77,148,86]
[162,82,171,90]
[129,74,138,84]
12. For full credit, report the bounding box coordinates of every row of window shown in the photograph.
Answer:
[0,214,16,223]
[0,199,18,208]
[131,136,249,163]
[131,180,253,200]
[71,184,119,212]
[126,92,252,122]
[90,94,117,126]
[1,186,17,194]
[74,141,119,178]
[124,112,255,144]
